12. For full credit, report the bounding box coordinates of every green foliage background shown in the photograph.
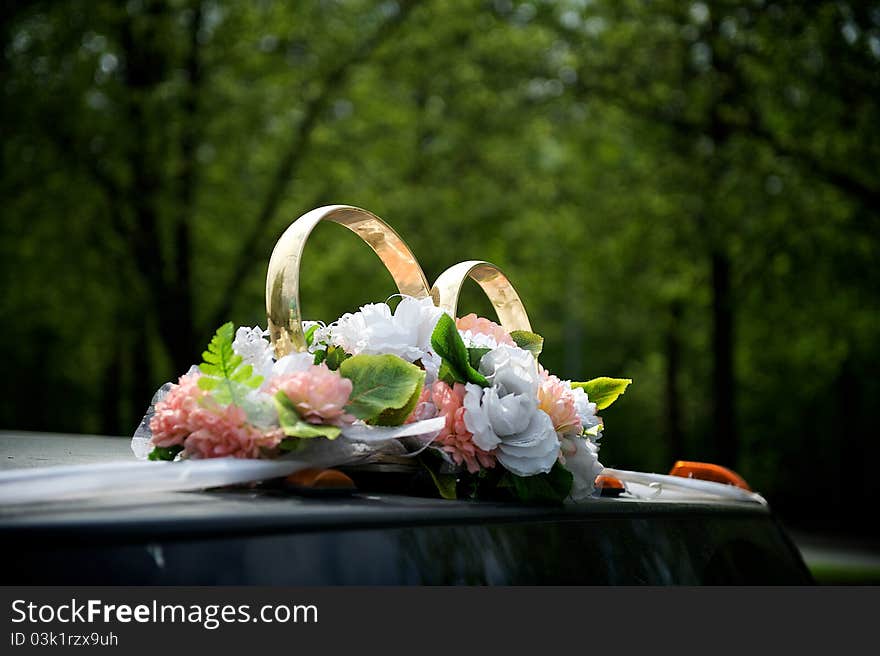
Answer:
[1,0,878,532]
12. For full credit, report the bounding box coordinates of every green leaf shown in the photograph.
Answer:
[197,376,219,391]
[437,360,461,385]
[273,391,341,439]
[464,466,504,500]
[510,330,544,358]
[497,472,515,489]
[313,349,327,365]
[375,376,424,426]
[571,377,632,410]
[467,347,491,370]
[304,324,319,347]
[197,322,264,405]
[430,314,489,387]
[419,455,457,500]
[324,345,350,371]
[339,354,426,425]
[585,423,603,437]
[148,445,183,461]
[278,437,309,452]
[509,462,574,504]
[199,322,237,376]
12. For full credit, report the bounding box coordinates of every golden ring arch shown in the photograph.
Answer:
[266,205,532,356]
[430,260,532,333]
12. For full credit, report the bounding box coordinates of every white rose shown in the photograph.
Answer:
[572,386,603,440]
[463,383,560,476]
[562,435,603,502]
[477,344,540,397]
[464,386,537,442]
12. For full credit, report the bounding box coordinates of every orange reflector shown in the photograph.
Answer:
[668,461,751,491]
[285,468,355,490]
[594,474,625,496]
[595,474,625,490]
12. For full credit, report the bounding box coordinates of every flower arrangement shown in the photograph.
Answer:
[137,295,630,504]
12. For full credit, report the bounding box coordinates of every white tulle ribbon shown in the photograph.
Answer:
[0,458,313,505]
[601,468,767,504]
[0,416,447,505]
[340,416,445,443]
[129,416,445,460]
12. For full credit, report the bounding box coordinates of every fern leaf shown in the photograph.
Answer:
[198,322,264,406]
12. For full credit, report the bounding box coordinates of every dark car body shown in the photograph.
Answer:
[0,432,813,585]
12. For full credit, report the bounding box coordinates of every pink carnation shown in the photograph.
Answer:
[265,364,354,426]
[455,313,515,346]
[413,381,496,474]
[538,368,582,436]
[149,373,206,448]
[406,386,439,423]
[149,372,283,459]
[184,403,283,459]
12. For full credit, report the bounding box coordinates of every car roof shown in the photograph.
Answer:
[0,430,771,543]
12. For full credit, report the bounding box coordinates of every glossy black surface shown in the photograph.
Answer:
[2,492,812,585]
[0,432,813,585]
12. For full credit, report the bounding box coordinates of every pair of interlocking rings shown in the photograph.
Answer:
[266,205,532,357]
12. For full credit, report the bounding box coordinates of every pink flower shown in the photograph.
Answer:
[413,381,496,473]
[538,368,582,437]
[149,373,207,448]
[455,313,515,347]
[150,372,284,459]
[265,364,354,426]
[184,403,283,459]
[406,386,439,423]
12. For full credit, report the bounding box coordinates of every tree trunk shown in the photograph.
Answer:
[166,0,204,370]
[665,299,683,464]
[117,2,198,375]
[100,336,124,435]
[835,359,860,514]
[130,322,154,432]
[711,249,736,467]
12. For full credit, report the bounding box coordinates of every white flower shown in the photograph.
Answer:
[563,386,603,500]
[465,385,536,439]
[241,389,279,428]
[328,295,444,365]
[462,345,559,476]
[232,325,316,390]
[232,326,274,380]
[303,320,331,353]
[459,330,501,350]
[463,383,560,476]
[393,295,445,346]
[270,352,314,377]
[562,434,603,502]
[477,344,540,397]
[572,386,603,441]
[420,349,442,385]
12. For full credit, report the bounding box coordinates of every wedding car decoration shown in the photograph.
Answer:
[132,205,631,503]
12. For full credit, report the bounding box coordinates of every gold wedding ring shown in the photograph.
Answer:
[431,260,532,333]
[266,207,532,356]
[266,205,431,356]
